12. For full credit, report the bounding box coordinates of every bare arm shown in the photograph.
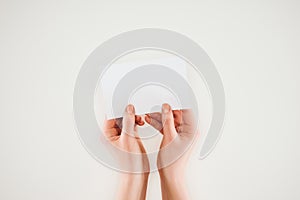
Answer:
[103,105,150,200]
[116,173,149,200]
[146,103,199,200]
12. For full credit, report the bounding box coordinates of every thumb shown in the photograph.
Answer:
[121,104,136,137]
[161,103,177,138]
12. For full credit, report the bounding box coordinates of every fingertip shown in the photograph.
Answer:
[126,104,135,114]
[137,120,145,126]
[135,115,141,121]
[162,103,171,114]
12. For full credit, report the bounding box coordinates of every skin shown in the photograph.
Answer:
[103,104,198,200]
[145,103,199,200]
[103,104,149,200]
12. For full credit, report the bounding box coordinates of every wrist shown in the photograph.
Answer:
[120,172,149,184]
[117,173,149,200]
[159,170,185,183]
[159,171,190,200]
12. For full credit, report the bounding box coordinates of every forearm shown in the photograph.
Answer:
[159,172,190,200]
[160,176,169,200]
[116,173,149,200]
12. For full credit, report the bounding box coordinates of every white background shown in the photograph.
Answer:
[1,0,300,199]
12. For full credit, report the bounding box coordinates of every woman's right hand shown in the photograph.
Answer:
[145,103,199,200]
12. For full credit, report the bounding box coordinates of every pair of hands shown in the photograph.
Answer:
[103,103,199,200]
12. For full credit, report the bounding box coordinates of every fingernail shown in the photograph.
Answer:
[162,104,170,113]
[127,105,134,114]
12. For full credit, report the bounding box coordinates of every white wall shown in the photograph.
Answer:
[0,0,300,199]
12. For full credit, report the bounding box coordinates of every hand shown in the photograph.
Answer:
[103,104,149,200]
[145,103,199,200]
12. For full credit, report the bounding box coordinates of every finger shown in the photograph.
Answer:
[121,104,136,136]
[103,119,121,138]
[161,103,177,138]
[181,109,195,126]
[103,118,116,129]
[147,112,162,122]
[111,116,139,129]
[173,110,183,127]
[145,114,163,133]
[115,117,123,129]
[135,115,145,126]
[180,109,197,136]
